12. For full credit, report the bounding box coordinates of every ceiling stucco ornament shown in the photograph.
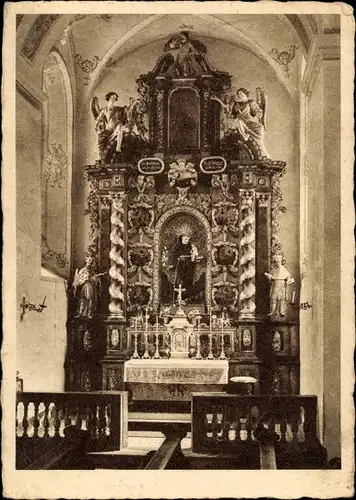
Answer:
[22,14,60,61]
[74,54,101,86]
[269,45,298,78]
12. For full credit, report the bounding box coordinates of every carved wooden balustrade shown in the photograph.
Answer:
[16,391,128,455]
[191,394,320,462]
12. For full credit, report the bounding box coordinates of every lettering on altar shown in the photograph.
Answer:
[138,157,165,175]
[199,156,227,174]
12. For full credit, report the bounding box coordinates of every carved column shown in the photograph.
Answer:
[109,192,126,318]
[201,89,210,154]
[256,193,270,315]
[155,89,165,154]
[239,189,256,317]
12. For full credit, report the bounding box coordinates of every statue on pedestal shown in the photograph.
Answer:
[265,254,295,318]
[72,256,106,318]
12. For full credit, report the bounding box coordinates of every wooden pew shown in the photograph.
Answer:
[21,426,89,470]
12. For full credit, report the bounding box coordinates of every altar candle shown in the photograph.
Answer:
[221,312,224,334]
[145,306,148,332]
[292,291,296,304]
[134,316,137,334]
[156,315,159,333]
[209,308,212,333]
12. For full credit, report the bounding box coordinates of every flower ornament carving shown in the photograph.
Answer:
[129,175,154,203]
[74,53,101,85]
[270,45,298,78]
[211,174,237,201]
[43,143,68,188]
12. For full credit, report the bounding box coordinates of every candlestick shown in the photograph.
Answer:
[219,312,227,360]
[154,315,160,359]
[132,316,140,359]
[195,315,203,360]
[143,308,150,359]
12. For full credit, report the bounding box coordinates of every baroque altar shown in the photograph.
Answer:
[65,32,299,400]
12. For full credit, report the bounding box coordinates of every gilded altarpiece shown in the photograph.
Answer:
[66,32,299,399]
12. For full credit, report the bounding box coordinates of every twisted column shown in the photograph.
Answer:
[239,190,256,317]
[109,192,126,318]
[156,90,165,153]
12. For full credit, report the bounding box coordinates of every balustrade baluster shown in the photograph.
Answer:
[246,407,253,441]
[212,410,219,442]
[64,405,71,428]
[33,402,40,438]
[53,404,61,438]
[268,414,276,434]
[23,402,29,438]
[234,411,242,443]
[204,414,209,438]
[98,404,106,437]
[221,408,230,440]
[291,412,299,441]
[43,402,50,437]
[105,404,111,437]
[75,406,81,430]
[16,403,20,437]
[280,414,287,442]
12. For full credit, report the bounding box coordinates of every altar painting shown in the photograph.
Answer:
[154,211,210,309]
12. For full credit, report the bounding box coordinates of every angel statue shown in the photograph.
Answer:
[91,91,128,163]
[212,87,268,158]
[72,256,107,318]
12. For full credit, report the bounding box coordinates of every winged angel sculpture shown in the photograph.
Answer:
[212,87,268,158]
[91,90,148,163]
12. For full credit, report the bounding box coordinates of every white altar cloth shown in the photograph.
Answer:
[124,359,229,385]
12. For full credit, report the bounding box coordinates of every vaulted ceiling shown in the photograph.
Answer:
[16,13,339,102]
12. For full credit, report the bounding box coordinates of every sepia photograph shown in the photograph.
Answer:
[2,1,355,498]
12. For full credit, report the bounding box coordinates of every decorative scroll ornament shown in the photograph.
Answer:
[156,193,210,217]
[41,235,67,268]
[211,242,238,278]
[127,283,152,311]
[239,190,256,316]
[271,166,287,259]
[211,174,237,202]
[270,45,298,78]
[212,203,239,241]
[74,53,101,85]
[109,192,126,317]
[84,172,100,241]
[43,143,68,188]
[212,283,238,312]
[129,175,154,203]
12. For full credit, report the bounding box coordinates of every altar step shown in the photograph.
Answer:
[128,411,191,432]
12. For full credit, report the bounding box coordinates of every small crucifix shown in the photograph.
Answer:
[174,283,186,311]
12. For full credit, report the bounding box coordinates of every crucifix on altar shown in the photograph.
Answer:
[174,283,186,314]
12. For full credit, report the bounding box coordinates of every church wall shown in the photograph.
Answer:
[77,38,300,283]
[16,91,67,391]
[300,55,341,459]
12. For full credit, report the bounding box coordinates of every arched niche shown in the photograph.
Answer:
[41,51,73,278]
[153,206,212,312]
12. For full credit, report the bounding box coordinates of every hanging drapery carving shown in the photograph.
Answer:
[109,192,126,317]
[239,190,256,317]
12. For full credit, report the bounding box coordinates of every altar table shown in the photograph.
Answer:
[124,359,229,401]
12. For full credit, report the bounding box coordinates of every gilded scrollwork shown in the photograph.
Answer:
[156,193,211,218]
